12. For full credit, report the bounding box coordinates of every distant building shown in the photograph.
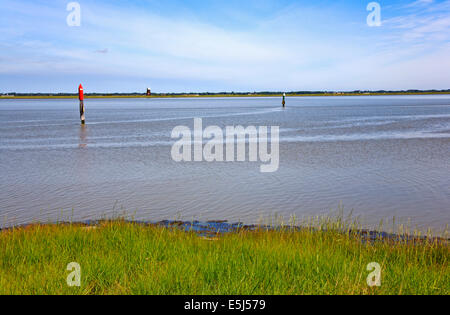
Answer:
[146,88,151,96]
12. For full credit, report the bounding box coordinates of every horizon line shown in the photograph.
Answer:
[3,89,450,95]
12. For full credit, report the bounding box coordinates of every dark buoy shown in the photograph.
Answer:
[78,84,85,125]
[282,93,286,108]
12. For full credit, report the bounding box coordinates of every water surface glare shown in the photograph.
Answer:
[0,96,449,232]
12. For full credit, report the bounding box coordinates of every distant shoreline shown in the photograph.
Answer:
[1,219,448,242]
[1,91,450,100]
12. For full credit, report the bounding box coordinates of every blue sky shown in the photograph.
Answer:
[0,0,449,93]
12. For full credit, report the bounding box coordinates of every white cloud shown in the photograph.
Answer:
[405,0,434,8]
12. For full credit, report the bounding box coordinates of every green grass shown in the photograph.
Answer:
[0,220,448,295]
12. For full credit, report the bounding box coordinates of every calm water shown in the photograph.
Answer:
[0,96,449,232]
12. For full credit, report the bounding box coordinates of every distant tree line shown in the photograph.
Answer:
[2,89,450,96]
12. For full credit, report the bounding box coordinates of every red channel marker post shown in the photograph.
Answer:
[78,84,85,125]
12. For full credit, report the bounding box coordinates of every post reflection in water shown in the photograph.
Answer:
[79,125,87,149]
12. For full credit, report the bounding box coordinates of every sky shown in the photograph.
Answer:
[0,0,449,93]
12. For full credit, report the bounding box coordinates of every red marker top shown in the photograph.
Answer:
[78,84,84,101]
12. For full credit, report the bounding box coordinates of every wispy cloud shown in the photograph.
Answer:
[405,0,434,8]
